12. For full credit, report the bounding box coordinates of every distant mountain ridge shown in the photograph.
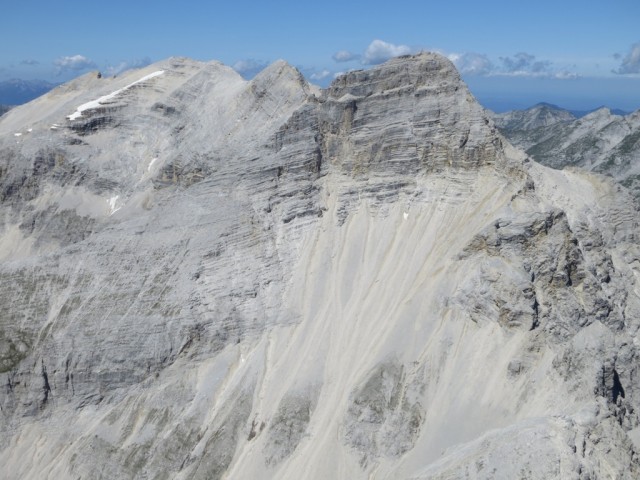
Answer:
[494,103,640,197]
[0,105,11,117]
[492,103,576,131]
[569,105,630,118]
[0,78,58,105]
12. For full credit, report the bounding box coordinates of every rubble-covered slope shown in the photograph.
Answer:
[1,53,640,479]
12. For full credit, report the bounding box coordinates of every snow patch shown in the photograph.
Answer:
[108,195,121,215]
[338,93,359,102]
[67,70,165,121]
[148,157,158,172]
[14,133,22,137]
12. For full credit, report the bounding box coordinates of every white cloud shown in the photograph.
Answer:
[332,50,360,63]
[330,44,579,81]
[310,69,331,81]
[448,52,493,76]
[445,50,579,80]
[53,55,96,75]
[233,59,269,79]
[554,71,580,80]
[496,71,551,78]
[21,59,39,66]
[499,52,551,74]
[613,42,640,74]
[362,40,412,65]
[104,57,152,76]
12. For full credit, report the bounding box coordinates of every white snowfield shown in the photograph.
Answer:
[0,53,639,479]
[66,70,165,120]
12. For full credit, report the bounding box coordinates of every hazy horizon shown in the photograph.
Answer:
[2,0,639,112]
[1,61,638,115]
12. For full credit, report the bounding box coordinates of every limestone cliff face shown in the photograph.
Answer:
[0,53,639,479]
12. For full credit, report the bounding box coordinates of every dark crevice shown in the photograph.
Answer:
[565,263,573,286]
[41,362,51,407]
[530,296,540,330]
[612,369,626,403]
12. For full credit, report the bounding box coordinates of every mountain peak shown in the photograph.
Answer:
[580,106,613,121]
[252,59,307,89]
[327,52,459,100]
[492,101,576,130]
[533,102,562,109]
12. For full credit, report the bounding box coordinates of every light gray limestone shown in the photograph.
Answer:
[0,53,639,479]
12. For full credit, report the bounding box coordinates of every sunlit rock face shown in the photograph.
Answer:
[0,52,639,479]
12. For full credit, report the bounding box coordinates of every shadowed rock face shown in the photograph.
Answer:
[0,53,639,479]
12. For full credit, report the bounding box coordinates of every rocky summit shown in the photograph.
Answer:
[1,52,640,479]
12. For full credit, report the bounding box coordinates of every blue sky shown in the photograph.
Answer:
[2,0,640,111]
